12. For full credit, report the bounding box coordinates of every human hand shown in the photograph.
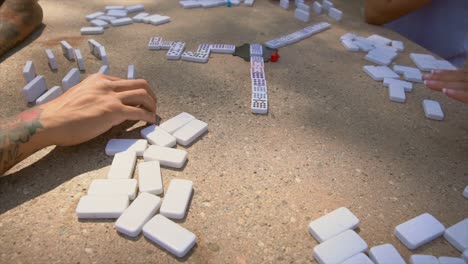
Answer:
[423,69,468,103]
[39,73,157,146]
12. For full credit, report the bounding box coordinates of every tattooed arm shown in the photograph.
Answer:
[0,73,157,175]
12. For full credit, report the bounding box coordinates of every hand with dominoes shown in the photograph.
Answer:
[423,69,468,103]
[0,73,157,175]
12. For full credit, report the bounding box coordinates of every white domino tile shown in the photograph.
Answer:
[173,119,208,146]
[369,244,406,264]
[392,65,420,75]
[365,53,392,66]
[86,11,105,21]
[342,253,375,264]
[181,51,209,63]
[313,230,368,264]
[464,186,468,199]
[294,8,310,22]
[322,0,333,11]
[76,195,129,219]
[341,39,359,52]
[392,40,404,52]
[90,19,109,28]
[280,0,289,9]
[383,78,413,92]
[313,1,322,14]
[133,12,149,22]
[244,0,255,7]
[115,192,161,237]
[209,44,236,54]
[363,65,399,81]
[126,4,145,13]
[308,207,360,243]
[143,145,188,168]
[142,214,196,258]
[394,213,445,249]
[22,60,36,84]
[354,38,375,52]
[422,99,444,121]
[180,1,202,8]
[88,179,138,200]
[80,27,104,35]
[167,42,186,60]
[439,257,465,264]
[107,151,137,179]
[107,9,128,18]
[98,65,109,75]
[297,3,310,11]
[60,40,74,61]
[105,139,148,156]
[88,39,102,58]
[410,53,438,72]
[160,112,196,134]
[45,49,57,70]
[148,37,161,50]
[410,255,438,264]
[264,22,330,49]
[251,97,268,114]
[138,161,163,195]
[159,40,174,50]
[462,250,468,263]
[35,86,62,105]
[149,15,170,26]
[404,70,423,83]
[110,17,133,27]
[160,179,193,219]
[98,46,108,65]
[389,84,406,103]
[97,15,117,22]
[22,75,47,103]
[444,218,468,252]
[74,49,85,71]
[367,34,392,46]
[62,68,80,91]
[141,125,176,148]
[329,7,343,21]
[105,5,125,10]
[127,64,135,79]
[341,33,356,41]
[250,43,263,56]
[141,14,160,23]
[435,60,457,70]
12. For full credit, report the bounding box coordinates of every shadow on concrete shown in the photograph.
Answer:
[0,23,46,63]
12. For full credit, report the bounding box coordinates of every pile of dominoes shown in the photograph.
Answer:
[179,0,255,9]
[76,112,208,258]
[82,5,171,35]
[308,207,468,264]
[280,0,342,23]
[340,32,457,121]
[148,37,236,63]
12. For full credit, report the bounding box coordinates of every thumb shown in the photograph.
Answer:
[443,88,468,103]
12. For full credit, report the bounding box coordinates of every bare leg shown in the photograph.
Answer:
[0,0,43,56]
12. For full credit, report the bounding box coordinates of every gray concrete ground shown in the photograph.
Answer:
[0,0,467,263]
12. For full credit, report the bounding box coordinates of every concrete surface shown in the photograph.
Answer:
[0,0,467,263]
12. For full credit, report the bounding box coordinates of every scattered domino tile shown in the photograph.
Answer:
[181,51,209,63]
[88,39,102,58]
[148,37,161,50]
[297,3,310,12]
[313,230,368,264]
[462,250,468,263]
[410,255,438,264]
[143,145,188,169]
[45,49,57,70]
[294,8,310,22]
[60,40,74,61]
[62,68,80,91]
[392,65,420,75]
[22,75,47,103]
[126,4,145,13]
[97,15,117,22]
[159,40,174,50]
[279,0,289,10]
[99,46,108,65]
[329,7,343,21]
[341,39,359,52]
[367,34,392,46]
[264,22,331,49]
[142,214,197,258]
[209,44,236,54]
[98,65,110,75]
[76,195,129,219]
[392,40,404,52]
[322,0,333,11]
[410,53,438,72]
[167,42,186,60]
[88,179,138,200]
[138,161,163,195]
[394,213,445,249]
[149,15,170,26]
[173,119,208,146]
[244,0,255,7]
[140,125,176,148]
[342,253,375,264]
[354,38,375,52]
[439,257,466,264]
[369,244,406,264]
[90,19,109,28]
[133,12,149,22]
[383,78,413,92]
[74,49,86,71]
[160,112,196,134]
[86,11,105,21]
[341,33,355,41]
[160,179,193,219]
[105,5,125,10]
[444,218,468,252]
[107,151,137,179]
[80,27,104,35]
[308,207,360,243]
[115,192,161,237]
[22,60,36,84]
[464,186,468,199]
[363,65,399,81]
[142,14,160,23]
[422,99,444,121]
[107,9,128,18]
[180,1,202,9]
[435,60,457,70]
[403,70,423,83]
[389,84,406,103]
[313,1,322,14]
[365,53,391,66]
[35,86,62,105]
[105,139,148,156]
[110,17,133,27]
[127,64,135,79]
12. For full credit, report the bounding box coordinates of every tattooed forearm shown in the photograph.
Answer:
[0,108,43,174]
